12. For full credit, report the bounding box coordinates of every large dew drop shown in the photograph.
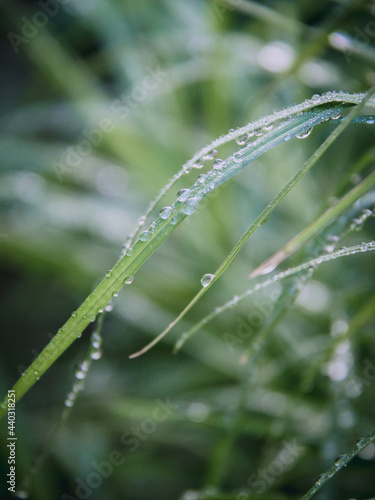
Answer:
[201,273,215,287]
[177,189,191,202]
[159,206,173,219]
[296,127,313,139]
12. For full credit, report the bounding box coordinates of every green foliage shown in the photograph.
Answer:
[1,1,375,499]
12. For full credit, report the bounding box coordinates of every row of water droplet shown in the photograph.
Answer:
[65,329,103,407]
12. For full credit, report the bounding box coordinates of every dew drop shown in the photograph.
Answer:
[91,332,102,348]
[203,149,217,160]
[312,94,321,102]
[213,159,224,170]
[235,134,249,146]
[284,134,292,141]
[366,117,375,124]
[106,270,112,278]
[193,159,203,169]
[139,231,149,241]
[33,370,40,380]
[177,188,191,202]
[159,206,173,219]
[262,121,274,132]
[296,127,313,139]
[65,392,75,407]
[331,112,341,120]
[126,276,134,285]
[198,174,206,183]
[201,273,215,287]
[90,349,102,360]
[233,152,243,163]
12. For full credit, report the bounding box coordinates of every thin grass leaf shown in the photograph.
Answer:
[301,428,375,500]
[250,169,375,278]
[174,242,375,352]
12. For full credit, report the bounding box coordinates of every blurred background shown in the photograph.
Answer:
[0,0,375,499]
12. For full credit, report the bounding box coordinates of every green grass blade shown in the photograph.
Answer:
[250,168,375,278]
[174,241,375,352]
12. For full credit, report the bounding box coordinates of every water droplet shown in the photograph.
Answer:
[198,174,206,183]
[106,270,112,278]
[284,134,292,141]
[312,94,321,102]
[75,363,88,380]
[126,247,133,256]
[262,121,274,132]
[233,152,242,163]
[90,349,102,360]
[331,112,341,120]
[138,215,146,226]
[159,206,173,219]
[213,159,224,170]
[236,133,249,146]
[65,393,75,407]
[203,149,217,160]
[126,276,134,285]
[177,188,191,202]
[193,159,203,169]
[296,127,313,139]
[104,302,113,312]
[139,231,149,241]
[201,273,215,287]
[91,332,102,349]
[366,117,374,124]
[183,165,192,174]
[33,371,40,380]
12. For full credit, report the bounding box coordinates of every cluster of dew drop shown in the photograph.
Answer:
[64,330,103,407]
[111,91,375,344]
[120,91,375,262]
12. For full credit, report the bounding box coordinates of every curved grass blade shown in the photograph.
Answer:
[301,428,375,500]
[130,87,375,358]
[250,168,375,278]
[173,241,375,352]
[1,89,375,419]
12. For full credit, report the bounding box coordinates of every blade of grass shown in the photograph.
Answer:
[301,428,375,500]
[174,241,375,353]
[250,168,375,278]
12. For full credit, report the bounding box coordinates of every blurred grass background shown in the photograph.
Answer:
[0,0,375,499]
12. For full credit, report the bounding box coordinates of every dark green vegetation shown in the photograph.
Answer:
[0,1,375,499]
